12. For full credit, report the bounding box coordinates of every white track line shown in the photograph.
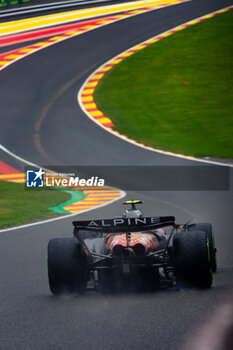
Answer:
[0,1,189,71]
[0,144,125,233]
[1,0,188,37]
[2,1,225,233]
[0,195,125,233]
[0,1,188,232]
[0,0,112,18]
[78,6,233,168]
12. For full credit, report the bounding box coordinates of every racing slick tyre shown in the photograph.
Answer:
[188,223,217,272]
[47,238,87,295]
[173,231,212,288]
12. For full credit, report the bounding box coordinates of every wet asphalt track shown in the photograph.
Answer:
[0,0,233,349]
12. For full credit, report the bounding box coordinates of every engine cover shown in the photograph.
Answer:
[105,231,163,256]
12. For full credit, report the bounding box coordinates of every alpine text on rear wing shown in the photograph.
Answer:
[72,216,175,233]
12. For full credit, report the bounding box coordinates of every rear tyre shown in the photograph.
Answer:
[188,223,217,272]
[47,238,87,295]
[173,231,212,288]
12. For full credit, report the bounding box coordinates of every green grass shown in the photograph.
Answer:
[95,10,233,158]
[0,181,71,228]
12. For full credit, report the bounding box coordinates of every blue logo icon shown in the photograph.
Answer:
[26,169,44,187]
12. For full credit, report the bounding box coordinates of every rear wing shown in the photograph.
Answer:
[72,216,175,233]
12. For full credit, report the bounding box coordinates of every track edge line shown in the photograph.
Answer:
[78,5,233,168]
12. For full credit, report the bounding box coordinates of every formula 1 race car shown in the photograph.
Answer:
[47,200,217,295]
